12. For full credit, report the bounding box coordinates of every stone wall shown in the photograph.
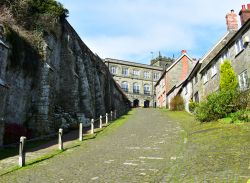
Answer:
[0,20,129,145]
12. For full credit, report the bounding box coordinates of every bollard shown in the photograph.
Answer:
[114,110,117,119]
[111,111,113,121]
[99,115,102,129]
[79,123,83,141]
[58,128,63,150]
[91,119,94,134]
[19,136,26,167]
[106,113,108,124]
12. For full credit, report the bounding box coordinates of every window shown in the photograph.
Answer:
[144,84,150,95]
[110,66,117,74]
[133,70,140,76]
[194,74,198,84]
[121,81,129,92]
[122,68,128,76]
[203,72,208,84]
[133,83,140,94]
[194,92,199,103]
[153,73,159,80]
[144,71,150,79]
[220,51,229,64]
[235,37,244,55]
[184,86,188,95]
[211,64,217,77]
[238,70,248,91]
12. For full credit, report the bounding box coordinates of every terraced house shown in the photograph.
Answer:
[167,5,250,111]
[155,50,195,108]
[104,55,172,107]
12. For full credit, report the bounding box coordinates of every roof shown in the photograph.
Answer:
[155,52,194,86]
[104,58,163,71]
[199,31,236,73]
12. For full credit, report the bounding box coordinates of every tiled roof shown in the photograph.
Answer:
[199,31,236,73]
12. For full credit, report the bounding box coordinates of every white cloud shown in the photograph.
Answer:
[59,0,248,63]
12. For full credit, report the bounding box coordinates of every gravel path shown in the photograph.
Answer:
[0,108,185,183]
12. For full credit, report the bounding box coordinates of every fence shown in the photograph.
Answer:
[17,109,128,167]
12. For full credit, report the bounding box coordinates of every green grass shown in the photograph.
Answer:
[161,109,250,182]
[0,139,52,160]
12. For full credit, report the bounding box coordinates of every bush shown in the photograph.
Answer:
[3,123,33,145]
[231,110,250,123]
[220,60,238,91]
[195,90,238,122]
[170,95,184,111]
[189,101,199,113]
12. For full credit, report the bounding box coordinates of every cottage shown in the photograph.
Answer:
[155,50,194,108]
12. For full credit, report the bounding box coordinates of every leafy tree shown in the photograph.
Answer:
[220,59,238,91]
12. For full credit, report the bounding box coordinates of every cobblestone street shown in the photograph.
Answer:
[0,108,185,182]
[0,108,249,182]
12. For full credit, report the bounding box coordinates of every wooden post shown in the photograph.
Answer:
[106,113,108,124]
[19,136,26,167]
[79,123,83,141]
[99,115,102,129]
[58,128,63,150]
[91,119,94,134]
[111,111,113,121]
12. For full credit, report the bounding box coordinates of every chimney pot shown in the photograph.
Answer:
[181,50,187,54]
[240,4,250,26]
[247,4,250,10]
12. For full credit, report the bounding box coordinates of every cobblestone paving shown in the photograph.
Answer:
[0,108,185,183]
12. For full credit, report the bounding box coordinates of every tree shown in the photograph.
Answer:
[220,59,238,91]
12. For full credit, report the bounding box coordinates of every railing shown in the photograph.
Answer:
[15,108,128,167]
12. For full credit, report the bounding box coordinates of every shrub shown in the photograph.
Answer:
[170,95,184,111]
[189,101,199,113]
[3,123,33,145]
[231,110,250,123]
[195,90,238,122]
[234,89,250,110]
[220,60,238,91]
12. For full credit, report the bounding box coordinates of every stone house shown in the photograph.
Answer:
[104,58,165,107]
[200,6,250,98]
[155,50,194,108]
[167,6,250,112]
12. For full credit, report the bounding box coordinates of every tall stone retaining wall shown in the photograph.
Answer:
[0,20,130,145]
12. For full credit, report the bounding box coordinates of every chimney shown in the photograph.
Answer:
[239,4,250,26]
[181,50,187,54]
[225,10,238,31]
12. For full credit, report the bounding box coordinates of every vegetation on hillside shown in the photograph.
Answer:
[0,0,69,61]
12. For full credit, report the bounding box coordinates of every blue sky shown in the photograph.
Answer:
[58,0,247,64]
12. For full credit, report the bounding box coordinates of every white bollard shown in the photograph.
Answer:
[91,119,94,134]
[99,115,102,129]
[79,123,83,141]
[19,136,26,167]
[58,128,63,150]
[106,113,108,124]
[111,111,113,121]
